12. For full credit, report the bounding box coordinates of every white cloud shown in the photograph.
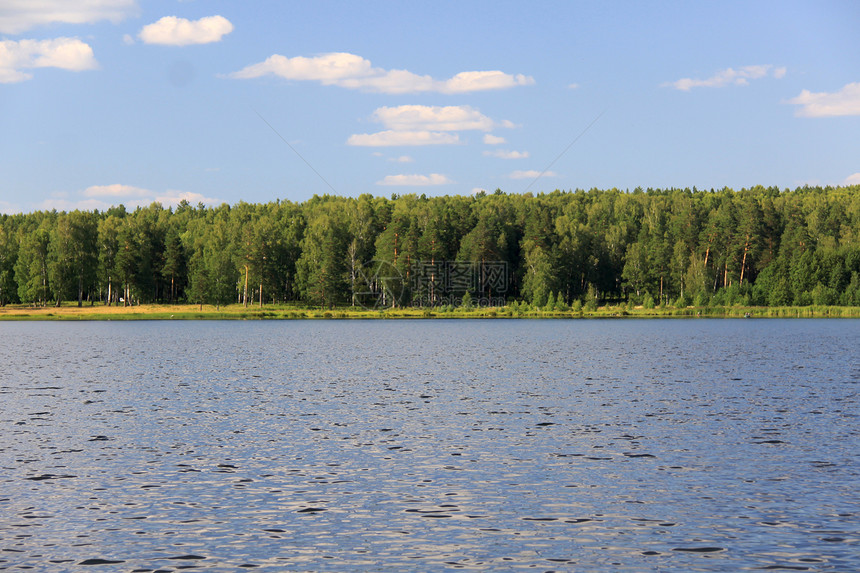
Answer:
[787,82,860,117]
[231,52,371,82]
[372,105,503,132]
[483,134,506,145]
[37,197,118,212]
[154,190,223,207]
[84,183,150,198]
[0,200,22,215]
[347,130,460,147]
[568,83,580,90]
[0,0,137,34]
[471,187,487,195]
[510,169,556,179]
[844,173,860,185]
[229,51,533,94]
[139,15,233,46]
[349,105,516,147]
[0,38,98,83]
[667,65,785,91]
[484,149,529,159]
[443,70,534,93]
[389,155,414,163]
[376,173,452,186]
[42,185,224,212]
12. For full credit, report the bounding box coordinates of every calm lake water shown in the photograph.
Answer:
[1,319,858,572]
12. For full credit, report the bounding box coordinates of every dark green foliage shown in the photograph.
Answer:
[0,219,19,305]
[0,185,859,308]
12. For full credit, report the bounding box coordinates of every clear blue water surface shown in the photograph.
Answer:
[1,319,858,571]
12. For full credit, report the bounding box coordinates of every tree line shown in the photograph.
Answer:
[1,185,859,309]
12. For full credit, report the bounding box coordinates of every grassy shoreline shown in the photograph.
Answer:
[1,302,859,321]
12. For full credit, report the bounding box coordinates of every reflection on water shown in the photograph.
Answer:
[1,319,858,571]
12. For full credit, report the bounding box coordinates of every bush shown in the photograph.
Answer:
[642,293,655,309]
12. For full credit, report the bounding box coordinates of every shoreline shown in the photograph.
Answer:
[1,303,859,321]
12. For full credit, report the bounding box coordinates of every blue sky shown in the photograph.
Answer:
[1,1,858,214]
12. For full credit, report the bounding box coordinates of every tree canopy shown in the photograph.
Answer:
[2,185,859,308]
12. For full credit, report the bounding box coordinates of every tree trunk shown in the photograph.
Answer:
[739,236,749,285]
[244,265,249,308]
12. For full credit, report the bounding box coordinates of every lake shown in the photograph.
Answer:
[1,319,858,571]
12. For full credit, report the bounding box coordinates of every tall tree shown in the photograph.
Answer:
[15,219,52,306]
[48,211,98,306]
[296,203,349,307]
[0,221,18,305]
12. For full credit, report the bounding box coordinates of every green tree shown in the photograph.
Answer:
[48,211,97,306]
[622,242,647,298]
[15,220,52,305]
[297,204,349,307]
[0,221,18,305]
[162,226,187,304]
[521,238,555,307]
[461,289,473,310]
[98,214,123,305]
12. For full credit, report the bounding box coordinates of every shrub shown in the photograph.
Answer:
[461,291,474,310]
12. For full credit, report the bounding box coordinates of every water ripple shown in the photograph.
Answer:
[0,319,857,571]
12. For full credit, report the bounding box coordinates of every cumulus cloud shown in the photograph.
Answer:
[510,169,556,179]
[373,105,508,132]
[666,65,786,91]
[347,130,460,147]
[844,173,860,185]
[154,190,223,207]
[139,15,233,46]
[483,134,506,145]
[84,183,151,198]
[787,82,860,117]
[0,38,98,83]
[389,155,414,163]
[376,174,453,186]
[443,70,534,93]
[484,149,529,159]
[349,105,515,147]
[0,0,136,34]
[229,51,533,94]
[77,185,222,210]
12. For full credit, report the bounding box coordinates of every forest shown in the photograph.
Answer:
[1,185,859,310]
